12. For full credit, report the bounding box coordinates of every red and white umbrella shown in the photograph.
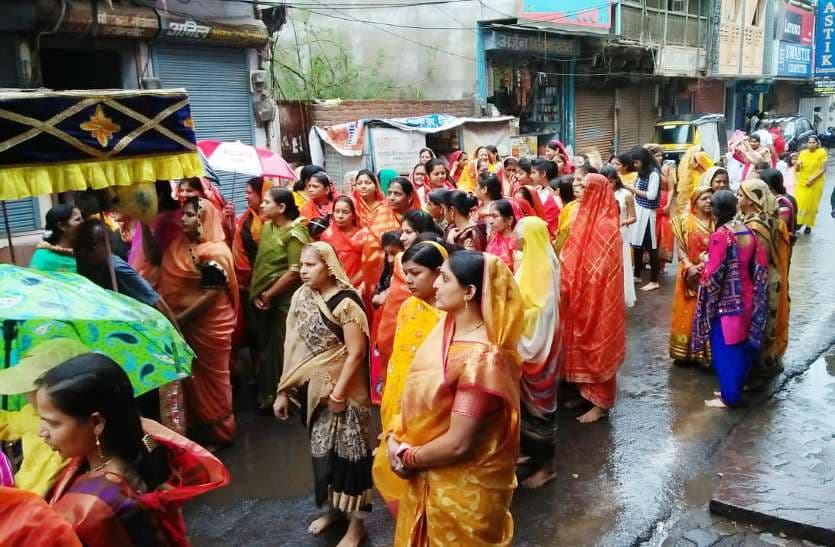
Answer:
[197,140,296,180]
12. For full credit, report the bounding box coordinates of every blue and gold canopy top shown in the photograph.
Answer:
[0,88,203,200]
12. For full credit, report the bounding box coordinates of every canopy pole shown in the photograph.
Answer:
[1,201,16,265]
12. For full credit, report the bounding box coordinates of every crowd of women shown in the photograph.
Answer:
[1,124,823,545]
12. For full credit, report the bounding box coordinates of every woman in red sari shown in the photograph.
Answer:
[560,173,626,423]
[37,354,229,546]
[158,197,238,444]
[299,171,335,220]
[320,196,370,290]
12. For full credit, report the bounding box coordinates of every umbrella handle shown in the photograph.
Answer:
[2,320,18,410]
[1,201,17,265]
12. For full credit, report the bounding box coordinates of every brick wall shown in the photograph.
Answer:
[310,99,476,127]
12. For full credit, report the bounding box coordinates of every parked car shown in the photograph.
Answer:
[817,126,835,148]
[759,115,816,153]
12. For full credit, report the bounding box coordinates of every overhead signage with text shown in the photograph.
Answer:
[484,30,580,57]
[777,42,812,77]
[779,2,814,44]
[815,0,835,78]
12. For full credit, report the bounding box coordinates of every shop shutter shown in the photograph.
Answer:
[575,88,615,159]
[617,85,657,153]
[153,45,255,211]
[0,35,40,235]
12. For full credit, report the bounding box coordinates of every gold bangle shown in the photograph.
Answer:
[329,392,345,403]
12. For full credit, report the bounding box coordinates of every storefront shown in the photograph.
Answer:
[477,24,577,156]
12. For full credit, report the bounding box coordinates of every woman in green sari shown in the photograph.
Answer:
[250,188,312,410]
[28,205,82,272]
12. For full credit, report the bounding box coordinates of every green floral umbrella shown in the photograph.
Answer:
[0,265,194,398]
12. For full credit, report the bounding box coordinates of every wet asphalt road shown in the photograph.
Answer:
[185,169,835,547]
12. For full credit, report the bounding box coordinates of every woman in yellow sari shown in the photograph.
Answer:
[738,179,791,385]
[384,251,524,546]
[553,172,585,255]
[456,146,498,193]
[669,186,714,365]
[373,240,447,514]
[676,145,714,215]
[794,135,828,233]
[515,217,562,489]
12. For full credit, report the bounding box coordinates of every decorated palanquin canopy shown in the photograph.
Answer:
[0,88,203,201]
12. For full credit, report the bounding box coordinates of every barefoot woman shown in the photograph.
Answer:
[386,251,524,545]
[274,242,373,547]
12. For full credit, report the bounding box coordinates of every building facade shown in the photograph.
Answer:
[0,0,271,247]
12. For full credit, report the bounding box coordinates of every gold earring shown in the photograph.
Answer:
[95,433,103,460]
[465,298,469,310]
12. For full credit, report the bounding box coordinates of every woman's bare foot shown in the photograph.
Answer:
[308,511,340,535]
[562,396,585,409]
[521,466,557,489]
[336,516,365,547]
[705,397,727,408]
[640,282,660,292]
[577,406,608,423]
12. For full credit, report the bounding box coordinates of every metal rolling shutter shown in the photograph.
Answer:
[153,45,255,211]
[575,87,615,159]
[617,85,657,153]
[0,35,40,235]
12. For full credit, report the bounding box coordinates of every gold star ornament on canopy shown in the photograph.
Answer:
[80,104,120,148]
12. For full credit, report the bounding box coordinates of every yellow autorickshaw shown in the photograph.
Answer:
[653,113,727,163]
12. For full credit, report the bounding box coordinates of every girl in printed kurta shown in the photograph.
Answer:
[38,354,229,546]
[794,136,828,232]
[738,179,791,386]
[158,197,238,444]
[320,196,372,290]
[560,174,626,423]
[515,217,562,489]
[669,186,714,365]
[384,251,524,546]
[250,188,311,410]
[691,190,769,407]
[273,242,373,547]
[373,241,446,515]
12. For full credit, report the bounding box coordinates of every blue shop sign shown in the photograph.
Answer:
[815,0,835,78]
[777,42,812,77]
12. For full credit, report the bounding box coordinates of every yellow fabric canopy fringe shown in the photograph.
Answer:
[0,151,203,200]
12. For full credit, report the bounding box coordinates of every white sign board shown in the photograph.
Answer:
[370,127,426,175]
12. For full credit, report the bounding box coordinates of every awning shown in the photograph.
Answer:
[0,88,203,200]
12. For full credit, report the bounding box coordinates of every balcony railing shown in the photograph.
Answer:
[620,0,709,48]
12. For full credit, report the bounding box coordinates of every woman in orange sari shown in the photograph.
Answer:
[232,177,266,358]
[320,196,371,290]
[299,172,335,220]
[669,186,714,365]
[352,169,402,303]
[560,174,625,423]
[158,197,238,444]
[384,251,524,545]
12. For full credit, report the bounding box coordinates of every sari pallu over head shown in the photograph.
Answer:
[162,198,239,314]
[278,241,370,422]
[49,418,230,547]
[320,198,367,288]
[515,216,561,415]
[351,185,402,298]
[559,174,625,385]
[391,255,523,546]
[739,179,790,359]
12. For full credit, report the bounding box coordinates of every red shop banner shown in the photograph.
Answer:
[780,2,814,45]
